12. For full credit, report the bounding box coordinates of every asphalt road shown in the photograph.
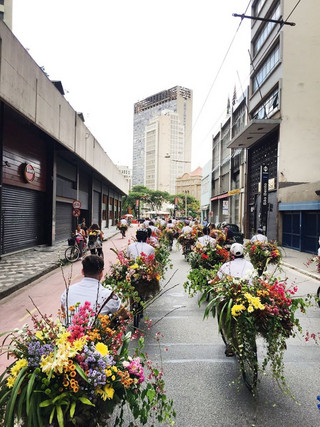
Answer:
[140,244,320,427]
[0,233,319,426]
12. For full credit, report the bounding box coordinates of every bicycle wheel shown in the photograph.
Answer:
[65,246,80,263]
[233,327,258,392]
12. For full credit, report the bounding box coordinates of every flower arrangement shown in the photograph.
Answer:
[202,274,307,391]
[117,222,128,231]
[210,229,226,246]
[244,240,282,273]
[177,229,197,248]
[184,266,218,297]
[0,303,175,427]
[189,243,229,270]
[104,249,163,303]
[305,254,320,273]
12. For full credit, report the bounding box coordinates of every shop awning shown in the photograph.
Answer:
[211,193,229,201]
[228,119,281,149]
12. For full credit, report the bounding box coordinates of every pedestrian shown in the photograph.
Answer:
[127,229,155,260]
[202,218,208,227]
[251,228,268,243]
[74,224,86,258]
[88,223,104,257]
[80,217,88,236]
[60,255,122,318]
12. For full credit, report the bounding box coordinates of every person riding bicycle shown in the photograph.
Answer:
[212,243,254,356]
[251,227,268,243]
[197,226,216,248]
[127,229,155,260]
[119,217,128,238]
[61,255,121,318]
[88,223,103,257]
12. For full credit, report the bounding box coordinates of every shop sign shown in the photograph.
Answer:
[23,163,35,183]
[222,200,229,215]
[72,208,81,217]
[228,189,240,196]
[72,200,81,209]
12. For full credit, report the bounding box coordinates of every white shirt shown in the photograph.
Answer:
[181,226,193,234]
[217,258,254,280]
[198,235,216,247]
[61,277,121,315]
[251,234,268,243]
[166,223,174,228]
[127,241,155,260]
[120,219,128,225]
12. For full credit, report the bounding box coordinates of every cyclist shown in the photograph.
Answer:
[127,229,155,260]
[251,228,268,243]
[74,224,86,258]
[197,226,216,248]
[212,243,254,356]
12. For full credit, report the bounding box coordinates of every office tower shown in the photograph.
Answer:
[133,86,192,191]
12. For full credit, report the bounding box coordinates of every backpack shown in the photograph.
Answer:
[88,231,99,244]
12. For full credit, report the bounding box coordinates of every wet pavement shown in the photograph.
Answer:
[0,231,319,300]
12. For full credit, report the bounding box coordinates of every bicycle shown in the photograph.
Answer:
[217,303,258,392]
[65,237,88,263]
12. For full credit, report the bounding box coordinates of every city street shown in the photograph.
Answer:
[0,231,319,426]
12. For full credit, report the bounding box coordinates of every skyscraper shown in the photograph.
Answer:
[133,86,192,191]
[0,0,12,30]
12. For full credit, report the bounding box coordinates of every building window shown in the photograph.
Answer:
[252,87,279,119]
[253,0,265,17]
[252,44,280,93]
[253,2,281,56]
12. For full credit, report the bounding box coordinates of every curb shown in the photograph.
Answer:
[0,231,120,301]
[281,262,320,282]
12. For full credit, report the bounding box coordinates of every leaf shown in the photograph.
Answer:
[5,366,28,427]
[78,396,95,406]
[147,389,156,402]
[70,401,76,418]
[26,370,37,415]
[52,392,69,403]
[39,399,54,407]
[16,383,27,421]
[56,404,64,427]
[74,363,89,383]
[49,406,56,424]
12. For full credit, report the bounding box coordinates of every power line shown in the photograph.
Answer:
[192,0,252,132]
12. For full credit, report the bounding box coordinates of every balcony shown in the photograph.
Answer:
[228,119,280,149]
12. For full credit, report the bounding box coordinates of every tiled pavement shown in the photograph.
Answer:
[0,231,319,300]
[0,227,120,299]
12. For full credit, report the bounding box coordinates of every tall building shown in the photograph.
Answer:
[133,86,193,190]
[0,0,12,29]
[117,165,132,192]
[229,0,320,252]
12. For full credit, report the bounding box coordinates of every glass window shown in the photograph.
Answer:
[252,44,280,93]
[252,88,279,119]
[253,3,281,56]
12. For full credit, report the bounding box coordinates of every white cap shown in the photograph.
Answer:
[230,243,244,257]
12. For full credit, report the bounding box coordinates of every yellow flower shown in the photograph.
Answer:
[105,369,112,377]
[11,359,28,377]
[72,336,87,352]
[96,384,115,401]
[7,376,16,388]
[130,263,139,270]
[231,304,246,317]
[95,342,109,357]
[248,305,254,313]
[35,331,44,340]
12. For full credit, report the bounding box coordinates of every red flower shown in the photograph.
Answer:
[201,253,209,259]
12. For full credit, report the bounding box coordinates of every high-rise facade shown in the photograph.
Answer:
[229,0,320,252]
[133,86,192,191]
[0,0,12,30]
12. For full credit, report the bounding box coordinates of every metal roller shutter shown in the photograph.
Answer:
[2,185,45,254]
[55,202,73,242]
[92,191,100,225]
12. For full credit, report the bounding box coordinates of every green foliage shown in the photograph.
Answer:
[183,267,218,297]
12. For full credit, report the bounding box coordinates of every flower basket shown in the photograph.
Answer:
[244,240,282,273]
[0,302,175,427]
[132,278,160,300]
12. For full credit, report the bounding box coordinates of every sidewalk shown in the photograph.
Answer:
[0,226,120,299]
[0,233,319,300]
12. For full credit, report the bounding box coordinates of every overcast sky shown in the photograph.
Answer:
[12,0,251,171]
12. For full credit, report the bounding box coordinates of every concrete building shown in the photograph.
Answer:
[144,110,185,194]
[133,86,193,188]
[229,0,320,252]
[0,20,128,255]
[0,0,12,29]
[176,166,202,204]
[200,160,212,223]
[211,95,248,229]
[117,165,132,192]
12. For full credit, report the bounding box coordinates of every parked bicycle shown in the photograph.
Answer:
[65,236,87,263]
